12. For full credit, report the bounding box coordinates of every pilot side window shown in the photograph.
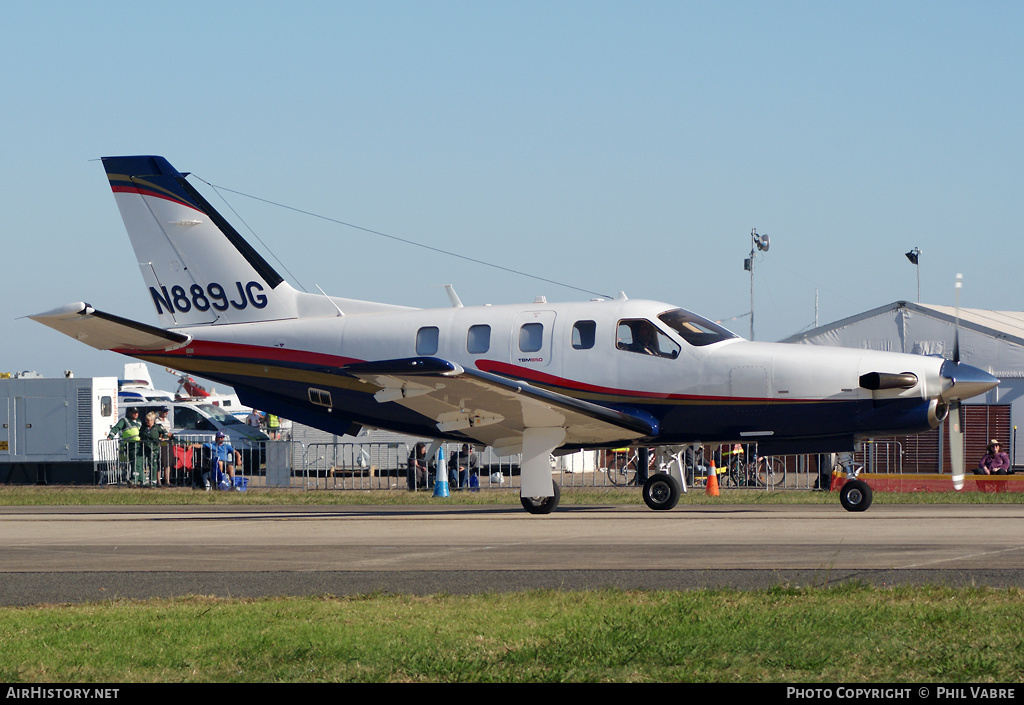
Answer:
[572,320,596,350]
[519,322,544,353]
[467,325,491,354]
[616,319,680,359]
[416,326,439,355]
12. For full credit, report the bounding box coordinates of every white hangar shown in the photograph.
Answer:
[781,301,1022,472]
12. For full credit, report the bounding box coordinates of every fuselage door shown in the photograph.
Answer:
[511,311,556,369]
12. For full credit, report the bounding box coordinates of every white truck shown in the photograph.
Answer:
[0,373,119,484]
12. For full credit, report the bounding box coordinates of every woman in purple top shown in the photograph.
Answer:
[976,440,1011,475]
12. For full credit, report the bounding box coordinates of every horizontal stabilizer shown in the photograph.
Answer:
[28,303,190,352]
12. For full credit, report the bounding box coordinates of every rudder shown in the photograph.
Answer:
[102,155,297,327]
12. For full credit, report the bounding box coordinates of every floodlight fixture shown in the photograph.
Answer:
[747,228,771,340]
[905,247,921,302]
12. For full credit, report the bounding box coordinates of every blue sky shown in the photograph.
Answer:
[3,1,1022,389]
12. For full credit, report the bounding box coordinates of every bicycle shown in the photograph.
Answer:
[607,448,656,486]
[721,454,785,488]
[755,455,786,488]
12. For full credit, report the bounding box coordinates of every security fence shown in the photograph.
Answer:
[300,442,520,491]
[95,438,908,491]
[97,435,267,489]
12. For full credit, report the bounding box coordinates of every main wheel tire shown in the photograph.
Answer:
[642,473,681,511]
[839,479,873,512]
[521,481,560,514]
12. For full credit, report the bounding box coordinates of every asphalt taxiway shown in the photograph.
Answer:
[1,503,1022,604]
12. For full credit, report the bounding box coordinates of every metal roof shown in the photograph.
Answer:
[781,301,1024,347]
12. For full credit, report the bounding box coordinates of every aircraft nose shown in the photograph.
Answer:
[939,360,1000,402]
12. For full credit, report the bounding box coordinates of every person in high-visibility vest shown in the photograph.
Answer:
[266,413,280,440]
[720,443,744,481]
[108,407,143,485]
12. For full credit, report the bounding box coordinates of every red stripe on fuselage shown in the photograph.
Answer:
[114,339,363,369]
[474,359,797,403]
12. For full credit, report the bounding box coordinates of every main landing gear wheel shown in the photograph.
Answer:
[839,479,873,512]
[521,481,560,514]
[643,472,681,511]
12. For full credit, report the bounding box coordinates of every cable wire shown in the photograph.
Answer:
[191,176,613,300]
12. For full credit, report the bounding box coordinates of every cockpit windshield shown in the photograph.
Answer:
[658,309,738,347]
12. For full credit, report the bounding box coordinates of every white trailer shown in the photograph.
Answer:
[0,374,119,484]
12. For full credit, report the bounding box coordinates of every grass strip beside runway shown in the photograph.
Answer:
[0,586,1021,683]
[0,486,1022,505]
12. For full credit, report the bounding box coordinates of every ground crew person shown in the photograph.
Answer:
[266,413,280,440]
[108,407,142,485]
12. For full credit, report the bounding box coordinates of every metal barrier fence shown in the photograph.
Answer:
[299,442,521,491]
[97,435,270,488]
[95,439,907,491]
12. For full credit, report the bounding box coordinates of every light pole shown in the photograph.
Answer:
[905,247,921,302]
[744,228,770,340]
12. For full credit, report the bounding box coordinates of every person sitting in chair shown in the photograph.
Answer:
[976,440,1011,475]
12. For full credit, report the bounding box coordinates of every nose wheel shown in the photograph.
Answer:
[839,479,873,512]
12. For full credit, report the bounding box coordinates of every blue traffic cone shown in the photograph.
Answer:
[432,445,450,498]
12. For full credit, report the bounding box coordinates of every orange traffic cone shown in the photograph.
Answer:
[706,461,719,496]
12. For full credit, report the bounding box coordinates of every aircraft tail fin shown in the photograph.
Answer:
[102,155,299,327]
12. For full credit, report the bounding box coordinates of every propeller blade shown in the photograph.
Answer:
[949,400,965,491]
[953,273,962,364]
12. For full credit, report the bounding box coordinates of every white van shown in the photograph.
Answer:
[120,401,270,447]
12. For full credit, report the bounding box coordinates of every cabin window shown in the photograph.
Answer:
[100,396,112,417]
[416,326,439,355]
[467,325,491,354]
[519,322,544,353]
[572,320,596,350]
[616,319,680,359]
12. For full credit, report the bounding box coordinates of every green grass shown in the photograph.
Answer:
[1,485,1020,683]
[0,484,1021,506]
[1,587,1022,682]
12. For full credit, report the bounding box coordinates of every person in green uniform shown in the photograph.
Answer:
[139,411,170,486]
[108,407,142,485]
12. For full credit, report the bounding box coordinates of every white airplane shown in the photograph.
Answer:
[31,156,998,513]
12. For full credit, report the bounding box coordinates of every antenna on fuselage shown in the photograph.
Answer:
[432,285,463,308]
[314,285,345,316]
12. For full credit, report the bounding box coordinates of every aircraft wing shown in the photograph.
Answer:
[28,303,190,352]
[344,357,654,453]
